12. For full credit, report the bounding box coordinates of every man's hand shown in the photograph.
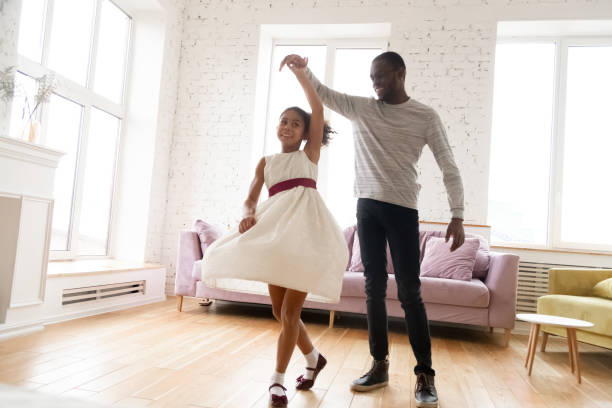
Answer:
[445,218,465,251]
[239,216,257,234]
[280,54,308,73]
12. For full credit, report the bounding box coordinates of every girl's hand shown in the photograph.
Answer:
[239,216,257,233]
[280,54,308,73]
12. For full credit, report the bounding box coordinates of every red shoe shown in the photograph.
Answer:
[295,353,327,390]
[269,383,288,407]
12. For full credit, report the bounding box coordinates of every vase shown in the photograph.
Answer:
[21,119,41,144]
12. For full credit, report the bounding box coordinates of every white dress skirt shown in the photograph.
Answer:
[201,150,348,303]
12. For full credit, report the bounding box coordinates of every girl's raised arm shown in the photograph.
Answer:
[280,55,324,164]
[239,157,265,233]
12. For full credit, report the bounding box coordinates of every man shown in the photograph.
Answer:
[280,51,465,408]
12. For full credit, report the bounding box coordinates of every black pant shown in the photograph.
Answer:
[356,198,434,376]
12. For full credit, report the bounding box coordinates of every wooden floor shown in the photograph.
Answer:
[1,297,611,408]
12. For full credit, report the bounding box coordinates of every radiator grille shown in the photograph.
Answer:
[517,262,554,313]
[62,281,145,306]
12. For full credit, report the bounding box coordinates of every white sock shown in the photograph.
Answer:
[303,349,319,380]
[270,371,285,396]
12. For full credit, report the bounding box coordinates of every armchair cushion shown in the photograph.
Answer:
[593,277,612,300]
[538,294,612,337]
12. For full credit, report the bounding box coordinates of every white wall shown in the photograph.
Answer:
[159,0,612,293]
[0,0,21,136]
[142,0,186,264]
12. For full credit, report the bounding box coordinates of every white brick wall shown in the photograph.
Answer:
[158,0,612,293]
[144,0,187,266]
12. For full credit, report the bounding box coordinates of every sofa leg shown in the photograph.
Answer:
[503,328,511,347]
[177,295,183,312]
[329,310,335,328]
[199,298,213,306]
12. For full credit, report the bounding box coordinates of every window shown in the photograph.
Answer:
[263,40,385,228]
[13,0,131,258]
[488,30,612,251]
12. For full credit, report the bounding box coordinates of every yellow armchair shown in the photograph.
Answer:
[537,268,612,350]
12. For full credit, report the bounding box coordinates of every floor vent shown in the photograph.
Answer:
[62,281,145,306]
[516,262,601,313]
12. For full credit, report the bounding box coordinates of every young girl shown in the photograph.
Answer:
[201,56,348,407]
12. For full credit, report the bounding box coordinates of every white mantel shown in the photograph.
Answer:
[0,135,63,336]
[0,135,64,197]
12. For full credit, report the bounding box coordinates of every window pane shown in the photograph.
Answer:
[93,0,130,103]
[9,72,37,139]
[45,95,83,251]
[17,0,47,62]
[78,108,120,254]
[47,0,95,85]
[328,48,381,228]
[488,43,556,245]
[265,45,327,155]
[560,46,612,247]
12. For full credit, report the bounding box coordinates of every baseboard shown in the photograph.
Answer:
[0,322,44,341]
[0,295,166,340]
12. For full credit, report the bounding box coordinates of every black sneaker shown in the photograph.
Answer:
[350,359,389,392]
[415,372,438,407]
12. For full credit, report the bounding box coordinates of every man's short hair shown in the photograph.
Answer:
[373,51,406,71]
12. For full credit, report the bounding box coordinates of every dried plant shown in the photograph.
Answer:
[0,65,17,102]
[28,73,56,120]
[0,66,57,121]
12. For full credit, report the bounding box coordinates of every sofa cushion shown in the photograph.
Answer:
[421,277,490,308]
[420,237,479,281]
[537,294,612,337]
[194,219,222,256]
[420,231,490,279]
[593,277,612,300]
[348,234,393,274]
[340,271,490,307]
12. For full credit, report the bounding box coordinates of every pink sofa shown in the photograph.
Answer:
[175,225,519,345]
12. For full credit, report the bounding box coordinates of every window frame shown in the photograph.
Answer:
[490,35,612,253]
[14,0,132,260]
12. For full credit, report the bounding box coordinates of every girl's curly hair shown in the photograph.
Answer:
[281,106,335,146]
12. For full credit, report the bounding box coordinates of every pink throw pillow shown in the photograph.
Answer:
[472,238,490,279]
[193,219,222,256]
[420,237,480,281]
[420,231,490,279]
[343,225,357,270]
[348,233,394,274]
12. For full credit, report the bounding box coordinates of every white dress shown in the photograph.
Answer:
[201,150,349,303]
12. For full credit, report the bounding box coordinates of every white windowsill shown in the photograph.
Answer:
[47,259,164,278]
[491,245,612,257]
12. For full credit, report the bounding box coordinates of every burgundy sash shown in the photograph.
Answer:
[268,178,317,197]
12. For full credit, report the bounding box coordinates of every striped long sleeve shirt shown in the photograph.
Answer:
[306,68,465,220]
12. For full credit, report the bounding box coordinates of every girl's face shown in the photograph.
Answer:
[277,110,305,150]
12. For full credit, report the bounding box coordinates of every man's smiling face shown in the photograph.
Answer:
[370,59,404,102]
